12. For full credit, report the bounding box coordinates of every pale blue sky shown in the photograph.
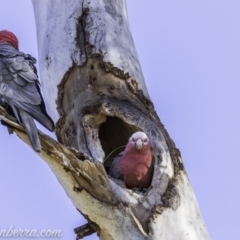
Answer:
[0,1,240,239]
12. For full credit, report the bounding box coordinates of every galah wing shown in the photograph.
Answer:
[0,30,54,152]
[108,152,124,180]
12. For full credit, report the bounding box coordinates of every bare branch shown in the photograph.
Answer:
[74,223,95,240]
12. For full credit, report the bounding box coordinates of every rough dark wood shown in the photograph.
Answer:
[74,223,95,240]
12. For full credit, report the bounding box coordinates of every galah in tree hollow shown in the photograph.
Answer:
[0,30,54,152]
[108,132,153,189]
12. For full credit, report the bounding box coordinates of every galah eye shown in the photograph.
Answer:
[143,138,148,143]
[132,137,136,142]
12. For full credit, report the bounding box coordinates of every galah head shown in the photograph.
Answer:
[128,131,150,151]
[0,30,19,50]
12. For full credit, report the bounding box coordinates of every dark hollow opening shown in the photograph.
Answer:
[99,116,140,168]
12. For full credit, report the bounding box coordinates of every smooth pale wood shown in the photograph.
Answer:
[32,0,148,123]
[28,1,211,239]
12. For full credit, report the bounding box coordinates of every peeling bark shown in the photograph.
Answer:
[13,0,215,239]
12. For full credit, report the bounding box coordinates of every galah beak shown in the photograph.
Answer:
[135,138,143,151]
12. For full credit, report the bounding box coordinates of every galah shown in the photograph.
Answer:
[108,132,153,189]
[0,30,54,152]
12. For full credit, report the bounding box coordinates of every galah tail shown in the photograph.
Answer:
[0,30,54,152]
[108,131,153,189]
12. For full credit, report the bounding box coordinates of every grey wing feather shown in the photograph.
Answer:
[11,99,54,131]
[6,80,41,105]
[18,109,41,152]
[0,44,54,151]
[108,152,123,180]
[0,44,54,130]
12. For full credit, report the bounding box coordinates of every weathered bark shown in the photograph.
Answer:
[8,0,214,239]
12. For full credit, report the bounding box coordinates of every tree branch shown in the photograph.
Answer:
[74,223,95,240]
[0,106,117,204]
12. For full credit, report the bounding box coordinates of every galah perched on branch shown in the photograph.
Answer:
[0,30,54,152]
[108,131,153,189]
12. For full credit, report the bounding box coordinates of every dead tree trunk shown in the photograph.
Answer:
[18,1,212,239]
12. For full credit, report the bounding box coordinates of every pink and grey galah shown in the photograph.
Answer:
[0,30,54,152]
[108,131,153,189]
